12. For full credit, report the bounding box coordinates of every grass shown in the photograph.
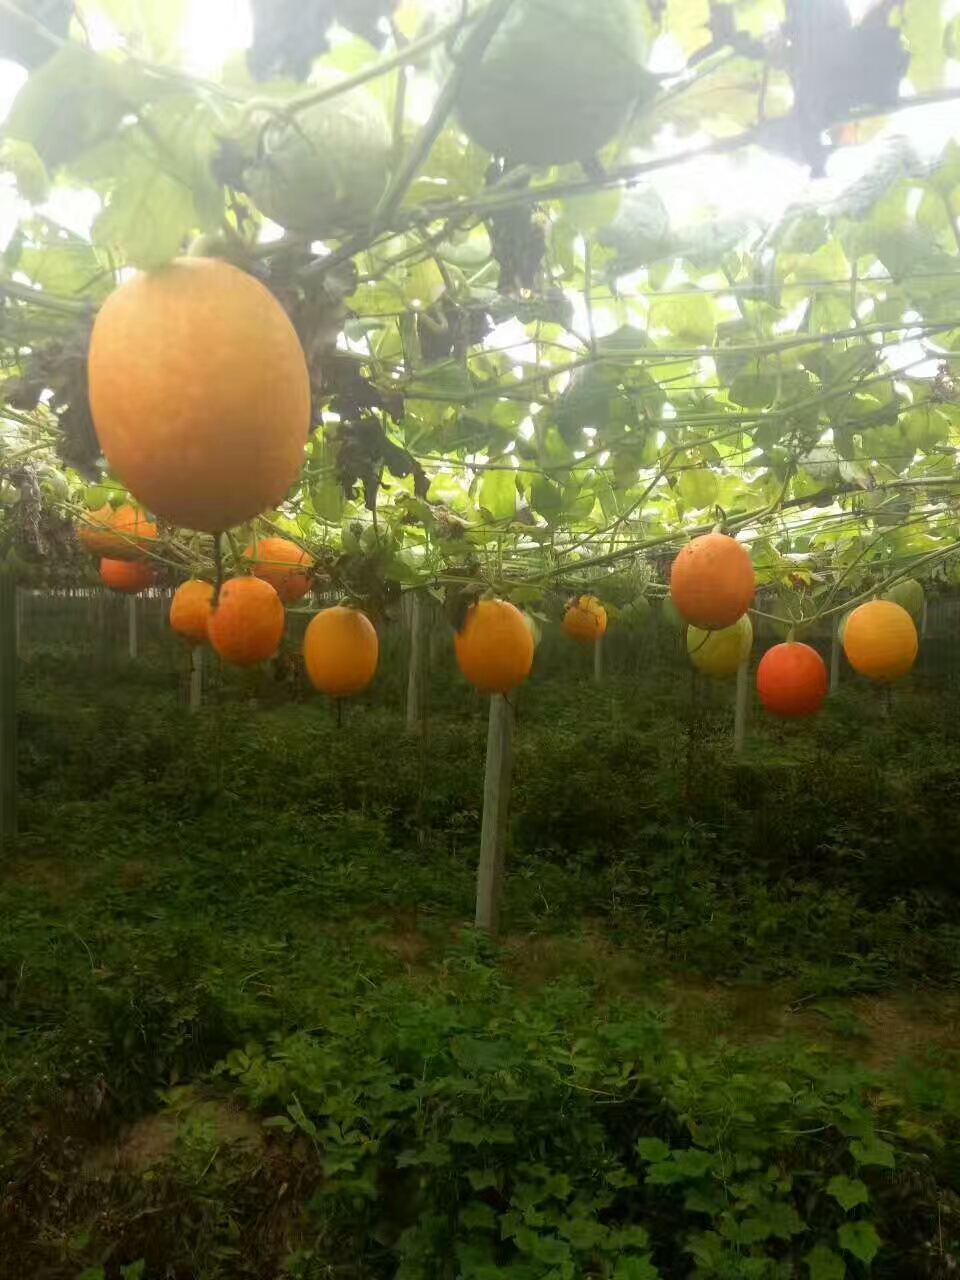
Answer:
[1,597,959,1278]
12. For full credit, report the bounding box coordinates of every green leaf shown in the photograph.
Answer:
[850,1137,895,1168]
[0,139,49,204]
[529,477,562,521]
[460,1201,498,1230]
[90,0,190,60]
[636,1137,671,1163]
[827,1175,869,1212]
[647,290,716,347]
[6,45,160,171]
[678,466,719,510]
[902,0,947,89]
[479,466,517,521]
[805,1243,846,1280]
[93,150,198,267]
[614,1256,661,1280]
[838,1221,881,1265]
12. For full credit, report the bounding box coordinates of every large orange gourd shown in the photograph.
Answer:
[207,577,285,667]
[170,580,215,645]
[303,606,379,696]
[670,533,755,630]
[455,599,534,694]
[87,257,311,534]
[561,595,607,643]
[100,558,155,594]
[245,536,314,604]
[842,600,918,683]
[756,642,828,719]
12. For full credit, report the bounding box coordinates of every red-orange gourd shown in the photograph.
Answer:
[87,257,311,534]
[842,600,918,683]
[245,536,314,604]
[756,642,828,719]
[207,577,285,667]
[303,606,378,696]
[561,595,607,643]
[170,580,215,645]
[670,533,755,630]
[100,558,156,594]
[455,599,534,694]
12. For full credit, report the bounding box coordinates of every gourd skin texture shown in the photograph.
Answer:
[756,643,828,719]
[562,596,607,643]
[207,577,285,667]
[170,580,215,645]
[843,600,918,683]
[303,607,379,697]
[670,534,755,630]
[455,600,534,694]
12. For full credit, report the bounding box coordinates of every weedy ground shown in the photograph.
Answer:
[1,597,959,1279]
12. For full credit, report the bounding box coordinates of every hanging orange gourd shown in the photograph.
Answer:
[303,606,379,696]
[455,599,534,694]
[245,536,314,604]
[561,595,607,643]
[842,600,918,683]
[170,580,216,645]
[100,558,155,594]
[756,642,828,719]
[670,533,755,630]
[207,577,285,667]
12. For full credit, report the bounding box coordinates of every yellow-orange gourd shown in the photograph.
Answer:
[100,558,155,594]
[245,536,314,604]
[170,580,215,645]
[87,257,311,533]
[454,599,534,694]
[207,577,285,667]
[303,606,378,696]
[562,595,607,643]
[670,533,755,630]
[842,600,918,683]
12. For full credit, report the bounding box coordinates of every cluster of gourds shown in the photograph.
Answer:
[70,255,922,711]
[665,532,920,717]
[554,533,921,718]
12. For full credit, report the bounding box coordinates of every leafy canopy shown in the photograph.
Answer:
[1,0,960,624]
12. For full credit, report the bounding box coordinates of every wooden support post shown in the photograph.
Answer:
[593,635,604,683]
[406,592,423,733]
[734,660,750,755]
[0,569,16,853]
[830,618,841,695]
[190,646,203,712]
[921,598,928,640]
[475,693,514,936]
[128,596,139,659]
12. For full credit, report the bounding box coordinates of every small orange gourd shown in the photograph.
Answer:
[670,533,755,630]
[207,577,285,667]
[100,558,156,594]
[170,580,215,645]
[245,536,314,604]
[562,595,607,643]
[303,606,379,696]
[454,599,534,694]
